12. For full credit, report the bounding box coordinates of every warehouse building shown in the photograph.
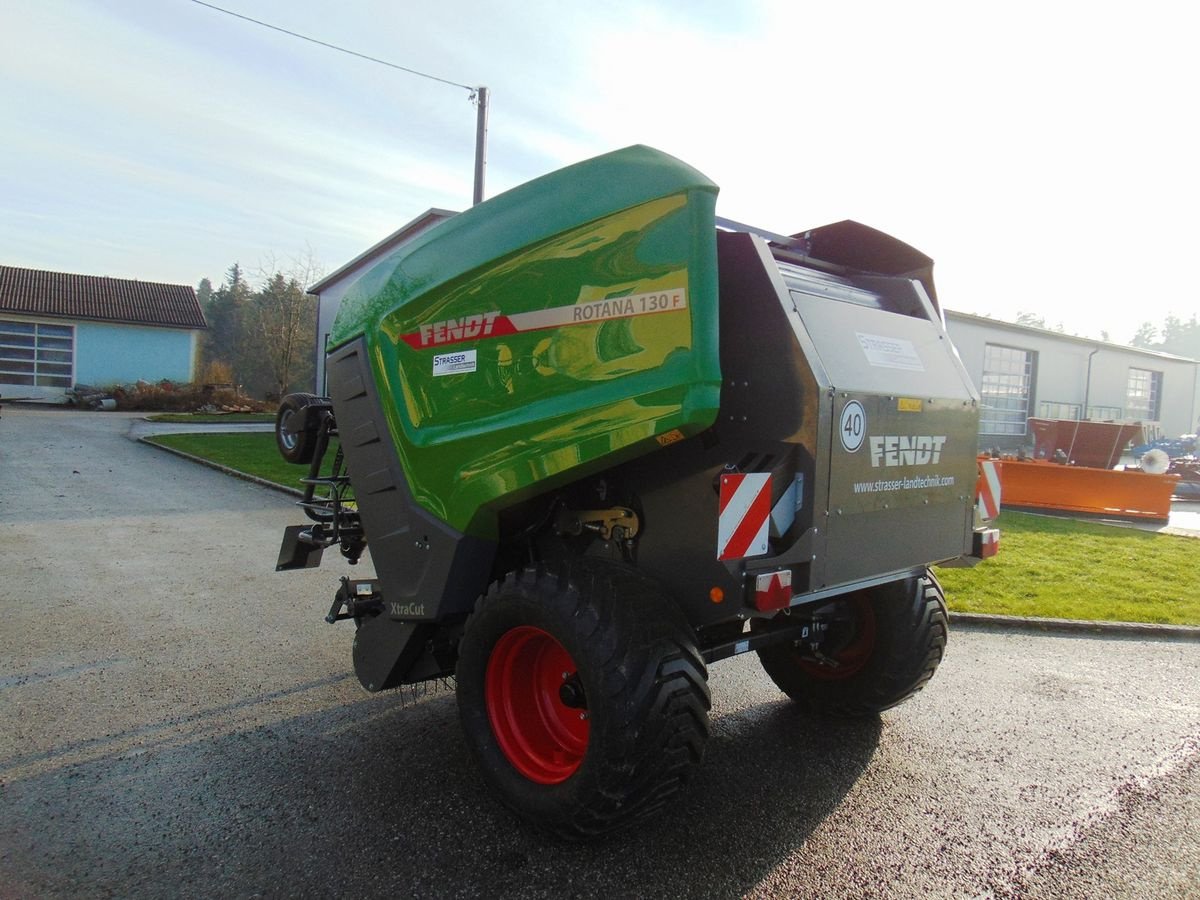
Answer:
[945,311,1200,449]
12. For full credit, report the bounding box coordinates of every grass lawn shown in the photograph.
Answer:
[143,432,1200,625]
[145,412,275,423]
[937,511,1200,625]
[144,431,337,491]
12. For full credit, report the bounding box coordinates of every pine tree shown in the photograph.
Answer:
[200,264,253,387]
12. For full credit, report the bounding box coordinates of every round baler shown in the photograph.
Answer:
[274,145,997,838]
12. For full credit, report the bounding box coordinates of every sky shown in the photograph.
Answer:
[2,0,1197,345]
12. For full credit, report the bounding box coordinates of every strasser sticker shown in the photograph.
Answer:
[432,349,477,377]
[840,400,866,452]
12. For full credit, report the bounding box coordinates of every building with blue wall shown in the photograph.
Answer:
[0,265,206,402]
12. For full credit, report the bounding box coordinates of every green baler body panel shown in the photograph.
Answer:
[328,146,722,537]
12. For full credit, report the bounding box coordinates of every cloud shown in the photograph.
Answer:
[1,0,1197,339]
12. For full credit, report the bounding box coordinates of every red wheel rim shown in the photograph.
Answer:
[485,626,589,784]
[799,594,877,680]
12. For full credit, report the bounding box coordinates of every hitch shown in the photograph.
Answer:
[554,507,640,541]
[702,613,830,664]
[326,576,384,624]
[275,405,367,571]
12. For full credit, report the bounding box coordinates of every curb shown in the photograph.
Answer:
[950,612,1200,642]
[139,436,304,498]
[139,438,1200,644]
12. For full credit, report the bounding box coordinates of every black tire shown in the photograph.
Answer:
[455,560,710,839]
[755,570,948,718]
[275,392,325,465]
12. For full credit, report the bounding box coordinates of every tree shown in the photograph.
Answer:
[1162,314,1182,343]
[196,277,213,309]
[1016,311,1047,329]
[196,253,323,398]
[1130,321,1158,348]
[1129,315,1200,359]
[198,264,253,386]
[245,271,317,399]
[1160,315,1200,360]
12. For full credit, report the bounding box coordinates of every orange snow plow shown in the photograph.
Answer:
[987,419,1178,521]
[998,458,1176,521]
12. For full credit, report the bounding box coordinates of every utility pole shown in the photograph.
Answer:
[473,86,489,206]
[186,3,490,209]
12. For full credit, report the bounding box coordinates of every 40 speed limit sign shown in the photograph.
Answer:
[839,400,866,452]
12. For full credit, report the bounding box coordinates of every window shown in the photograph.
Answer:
[1039,401,1081,420]
[1126,368,1162,421]
[0,320,74,388]
[980,344,1034,435]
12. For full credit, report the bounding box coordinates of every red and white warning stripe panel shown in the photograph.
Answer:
[718,473,771,561]
[976,458,1001,521]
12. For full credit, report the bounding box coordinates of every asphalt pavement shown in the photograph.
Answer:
[2,407,1199,899]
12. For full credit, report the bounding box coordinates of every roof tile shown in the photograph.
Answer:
[0,265,206,330]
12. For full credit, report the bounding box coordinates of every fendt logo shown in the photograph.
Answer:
[418,312,501,347]
[869,435,948,468]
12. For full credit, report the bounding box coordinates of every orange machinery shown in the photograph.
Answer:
[997,457,1177,521]
[995,419,1177,521]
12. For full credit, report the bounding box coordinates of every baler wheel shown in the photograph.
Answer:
[796,593,877,681]
[275,392,324,465]
[755,570,948,718]
[456,561,710,839]
[484,625,589,784]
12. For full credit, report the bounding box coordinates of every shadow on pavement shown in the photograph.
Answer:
[2,687,881,898]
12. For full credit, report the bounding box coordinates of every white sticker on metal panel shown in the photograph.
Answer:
[856,333,925,372]
[432,349,477,377]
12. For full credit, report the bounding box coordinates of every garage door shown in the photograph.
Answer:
[0,319,74,395]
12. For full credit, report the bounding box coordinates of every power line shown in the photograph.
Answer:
[187,0,476,93]
[187,0,490,204]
